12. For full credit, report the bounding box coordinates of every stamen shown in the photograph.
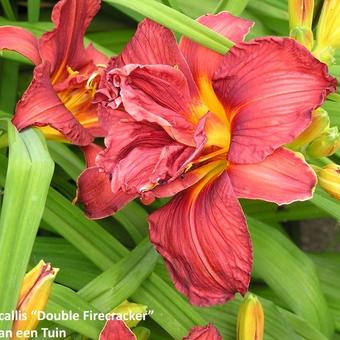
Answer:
[67,66,79,76]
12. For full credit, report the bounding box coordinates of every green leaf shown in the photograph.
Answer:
[0,59,19,113]
[104,0,233,54]
[311,189,340,221]
[45,284,104,339]
[214,0,250,15]
[0,123,54,333]
[311,253,340,331]
[43,188,128,269]
[79,239,159,312]
[31,237,101,291]
[27,0,40,22]
[0,0,16,20]
[249,217,334,337]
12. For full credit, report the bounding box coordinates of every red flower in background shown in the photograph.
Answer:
[77,13,336,306]
[0,0,107,145]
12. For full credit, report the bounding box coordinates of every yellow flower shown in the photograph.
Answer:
[237,294,264,340]
[12,261,58,340]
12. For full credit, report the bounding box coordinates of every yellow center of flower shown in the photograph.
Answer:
[181,76,233,181]
[39,65,104,141]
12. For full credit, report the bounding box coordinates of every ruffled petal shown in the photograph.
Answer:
[149,171,252,306]
[76,167,135,219]
[86,43,109,65]
[183,324,222,340]
[97,118,196,197]
[228,147,317,204]
[0,26,41,65]
[12,62,93,145]
[109,64,199,145]
[39,0,100,79]
[213,37,337,164]
[115,19,199,98]
[81,143,102,167]
[179,12,253,82]
[99,319,136,340]
[76,143,135,219]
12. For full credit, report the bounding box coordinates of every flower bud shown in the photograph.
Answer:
[289,0,314,49]
[316,164,340,200]
[288,108,330,149]
[237,294,264,340]
[133,327,150,340]
[306,127,340,158]
[314,0,340,64]
[111,300,148,328]
[290,27,314,50]
[12,261,58,340]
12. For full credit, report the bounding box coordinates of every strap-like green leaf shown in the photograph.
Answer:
[104,0,233,54]
[249,217,334,337]
[0,123,54,334]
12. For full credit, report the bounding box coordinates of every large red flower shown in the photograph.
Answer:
[0,0,107,145]
[77,13,336,306]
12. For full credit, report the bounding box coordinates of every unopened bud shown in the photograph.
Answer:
[111,300,147,328]
[12,261,58,340]
[288,108,330,149]
[237,294,264,340]
[314,0,340,64]
[133,327,150,340]
[316,164,340,199]
[306,127,340,158]
[290,27,314,50]
[289,0,314,49]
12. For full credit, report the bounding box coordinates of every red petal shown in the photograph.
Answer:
[39,0,100,77]
[76,166,135,219]
[12,62,93,145]
[0,26,41,65]
[97,118,196,196]
[110,64,197,145]
[99,319,136,340]
[115,19,198,98]
[81,143,103,167]
[228,147,317,204]
[179,13,253,82]
[213,37,337,163]
[183,324,222,340]
[149,172,252,306]
[86,43,109,65]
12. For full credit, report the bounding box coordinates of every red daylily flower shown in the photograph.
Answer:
[77,13,336,306]
[0,0,108,145]
[183,324,222,340]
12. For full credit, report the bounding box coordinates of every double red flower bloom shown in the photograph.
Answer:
[78,14,335,306]
[0,0,107,145]
[2,0,337,308]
